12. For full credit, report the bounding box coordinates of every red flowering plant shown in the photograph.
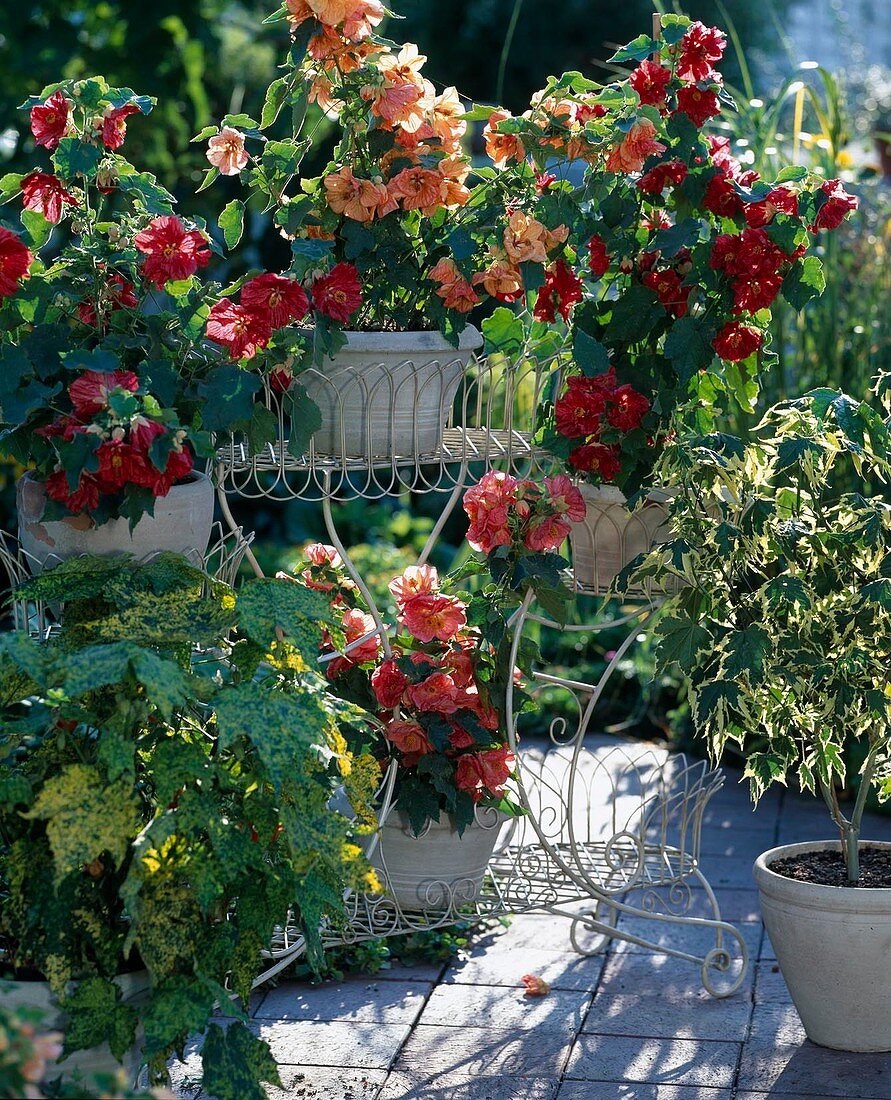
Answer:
[476,17,859,495]
[0,78,231,525]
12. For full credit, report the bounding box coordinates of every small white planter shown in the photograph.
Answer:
[569,484,672,594]
[3,969,149,1084]
[369,808,506,912]
[754,840,891,1051]
[300,327,481,460]
[16,470,215,573]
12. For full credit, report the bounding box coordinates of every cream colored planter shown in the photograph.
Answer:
[754,841,891,1051]
[301,327,481,459]
[3,969,148,1084]
[369,809,506,912]
[16,471,215,573]
[569,484,672,594]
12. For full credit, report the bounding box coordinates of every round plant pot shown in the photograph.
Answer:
[369,808,506,912]
[569,484,672,594]
[300,327,482,460]
[3,969,149,1085]
[754,840,891,1051]
[16,471,215,573]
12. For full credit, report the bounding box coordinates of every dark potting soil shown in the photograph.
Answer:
[771,847,891,888]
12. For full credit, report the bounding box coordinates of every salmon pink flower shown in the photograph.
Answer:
[429,256,478,313]
[455,747,513,798]
[389,167,442,214]
[68,369,139,418]
[324,166,395,222]
[342,0,386,41]
[605,120,666,174]
[503,211,568,266]
[524,514,572,552]
[30,91,72,150]
[0,227,33,298]
[463,471,519,553]
[206,300,272,360]
[20,172,78,223]
[326,607,382,677]
[241,273,310,328]
[407,671,459,714]
[371,659,409,709]
[388,564,439,604]
[134,216,211,288]
[399,592,468,643]
[677,22,726,83]
[384,719,433,757]
[629,60,672,107]
[206,126,250,175]
[311,263,362,323]
[713,321,762,361]
[100,103,141,150]
[544,476,586,521]
[472,255,524,303]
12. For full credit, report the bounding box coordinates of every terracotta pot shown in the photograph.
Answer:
[569,484,673,595]
[3,969,149,1085]
[369,808,506,912]
[300,327,481,460]
[16,471,215,573]
[754,841,891,1051]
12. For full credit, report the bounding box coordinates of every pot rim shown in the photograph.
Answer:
[298,325,482,353]
[754,840,891,912]
[20,469,212,489]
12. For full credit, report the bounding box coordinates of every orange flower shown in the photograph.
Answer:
[377,43,427,88]
[605,119,666,174]
[342,0,385,41]
[429,257,479,313]
[305,0,368,24]
[324,166,393,222]
[472,254,524,302]
[308,71,338,114]
[389,166,443,214]
[503,211,568,265]
[485,110,525,168]
[206,126,249,176]
[431,86,466,152]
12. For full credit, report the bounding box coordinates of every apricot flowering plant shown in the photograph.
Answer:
[478,16,858,494]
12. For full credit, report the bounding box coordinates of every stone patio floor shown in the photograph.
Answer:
[171,740,891,1100]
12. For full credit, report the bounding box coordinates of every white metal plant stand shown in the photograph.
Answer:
[213,350,750,999]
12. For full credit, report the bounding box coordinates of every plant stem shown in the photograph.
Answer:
[495,0,524,106]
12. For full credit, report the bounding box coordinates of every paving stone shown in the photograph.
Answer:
[556,1085,733,1100]
[695,856,760,887]
[612,916,762,962]
[391,1023,571,1081]
[254,979,431,1025]
[444,946,604,992]
[598,950,752,1001]
[747,1002,806,1046]
[372,959,447,983]
[581,991,751,1042]
[266,1066,388,1100]
[564,1034,740,1088]
[378,1071,558,1099]
[418,981,589,1033]
[693,887,762,923]
[753,962,794,1003]
[736,1041,891,1097]
[250,1020,410,1069]
[464,912,578,955]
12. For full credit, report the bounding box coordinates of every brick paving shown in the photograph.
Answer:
[171,745,891,1100]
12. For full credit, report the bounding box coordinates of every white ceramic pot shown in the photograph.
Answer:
[16,471,215,573]
[569,484,673,594]
[300,327,481,459]
[369,808,506,912]
[2,969,149,1084]
[754,840,891,1051]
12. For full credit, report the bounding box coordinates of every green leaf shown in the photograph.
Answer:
[198,365,262,433]
[604,286,662,343]
[663,315,717,383]
[219,199,245,250]
[722,626,773,685]
[608,34,657,63]
[20,208,53,248]
[202,1023,281,1100]
[744,752,790,799]
[191,125,220,143]
[0,172,24,201]
[61,977,138,1061]
[573,329,610,376]
[52,137,102,180]
[196,167,219,193]
[782,255,825,311]
[482,307,525,358]
[261,77,290,129]
[650,218,701,258]
[774,165,808,184]
[247,401,278,455]
[287,383,323,458]
[765,575,811,609]
[237,577,331,648]
[655,617,712,670]
[142,977,218,1057]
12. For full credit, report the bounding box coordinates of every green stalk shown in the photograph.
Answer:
[495,0,525,106]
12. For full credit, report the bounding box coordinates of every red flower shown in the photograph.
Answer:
[45,468,100,514]
[311,263,362,323]
[95,439,152,493]
[535,172,557,193]
[812,178,858,231]
[534,259,584,323]
[241,273,310,329]
[738,227,786,277]
[206,300,272,361]
[713,321,763,361]
[568,442,622,481]
[588,235,610,279]
[607,384,651,431]
[68,369,139,418]
[30,91,72,150]
[384,719,433,757]
[20,172,78,224]
[642,269,690,317]
[677,22,726,83]
[133,216,211,288]
[269,365,293,394]
[629,60,672,107]
[702,174,744,220]
[732,272,782,314]
[100,104,141,150]
[0,227,33,298]
[371,659,409,710]
[554,376,607,438]
[744,186,799,228]
[77,273,138,326]
[455,748,513,799]
[637,160,688,195]
[707,135,741,178]
[676,85,721,128]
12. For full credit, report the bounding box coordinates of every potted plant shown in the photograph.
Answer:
[0,554,376,1095]
[477,16,859,591]
[194,1,575,462]
[0,79,232,567]
[628,389,891,1050]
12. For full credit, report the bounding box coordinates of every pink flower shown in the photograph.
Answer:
[388,564,439,605]
[544,475,586,521]
[371,659,409,709]
[206,126,250,175]
[68,369,139,418]
[399,593,468,643]
[523,514,573,552]
[407,671,459,714]
[455,747,513,799]
[306,542,342,568]
[384,719,433,757]
[463,470,520,554]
